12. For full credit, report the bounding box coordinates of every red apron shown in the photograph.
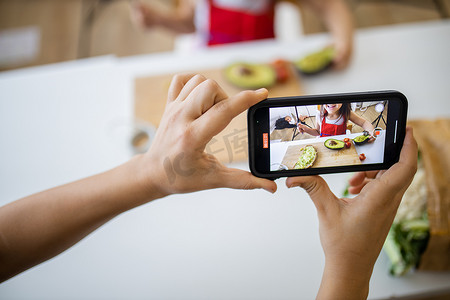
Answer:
[320,113,347,137]
[207,0,275,46]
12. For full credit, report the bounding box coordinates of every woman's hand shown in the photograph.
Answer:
[286,127,417,299]
[0,73,277,283]
[303,0,354,70]
[140,74,277,197]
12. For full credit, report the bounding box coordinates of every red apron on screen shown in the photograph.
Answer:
[320,113,347,137]
[207,0,275,46]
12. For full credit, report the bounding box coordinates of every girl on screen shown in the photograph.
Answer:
[297,103,375,137]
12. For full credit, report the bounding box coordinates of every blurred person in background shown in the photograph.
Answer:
[131,0,353,69]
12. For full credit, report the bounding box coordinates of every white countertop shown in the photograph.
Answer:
[1,20,450,299]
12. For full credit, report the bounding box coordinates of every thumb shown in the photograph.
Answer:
[223,168,277,194]
[195,88,268,144]
[286,176,338,214]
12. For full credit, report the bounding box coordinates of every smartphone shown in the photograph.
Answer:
[248,91,408,179]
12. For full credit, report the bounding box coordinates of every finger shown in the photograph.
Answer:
[184,78,228,119]
[194,88,268,142]
[378,127,418,193]
[286,176,338,214]
[130,1,142,20]
[332,47,351,70]
[359,127,417,205]
[348,172,366,187]
[331,45,343,69]
[332,55,346,70]
[167,73,197,103]
[129,1,148,29]
[348,170,378,187]
[348,177,371,195]
[221,168,277,193]
[175,74,208,102]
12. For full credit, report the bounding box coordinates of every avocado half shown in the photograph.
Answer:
[324,138,345,150]
[353,135,370,145]
[224,63,276,89]
[295,47,335,75]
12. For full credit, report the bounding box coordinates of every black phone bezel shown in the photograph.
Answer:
[247,91,408,179]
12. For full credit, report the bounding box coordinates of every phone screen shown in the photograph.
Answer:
[248,92,407,178]
[269,101,387,171]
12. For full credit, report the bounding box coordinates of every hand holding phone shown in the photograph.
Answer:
[248,91,408,178]
[285,127,418,299]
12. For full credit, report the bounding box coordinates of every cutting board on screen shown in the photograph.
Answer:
[281,141,361,169]
[134,66,302,163]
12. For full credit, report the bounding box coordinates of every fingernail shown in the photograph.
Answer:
[264,187,275,194]
[287,183,298,189]
[255,88,267,93]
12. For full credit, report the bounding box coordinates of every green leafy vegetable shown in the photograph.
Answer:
[383,216,429,276]
[383,160,429,276]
